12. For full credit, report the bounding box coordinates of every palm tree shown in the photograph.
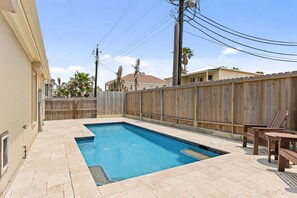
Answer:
[132,59,140,91]
[68,71,94,97]
[181,47,194,74]
[57,77,61,87]
[56,82,69,97]
[108,80,118,91]
[116,66,124,91]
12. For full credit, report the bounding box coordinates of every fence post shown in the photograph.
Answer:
[160,89,164,121]
[231,82,235,133]
[73,98,77,119]
[194,86,198,127]
[139,92,142,118]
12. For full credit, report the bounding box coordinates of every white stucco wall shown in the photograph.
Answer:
[0,12,41,194]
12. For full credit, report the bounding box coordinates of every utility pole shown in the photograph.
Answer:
[94,45,99,97]
[177,0,184,85]
[172,0,197,86]
[172,22,179,86]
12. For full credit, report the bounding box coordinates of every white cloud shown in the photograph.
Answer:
[50,65,91,83]
[49,54,297,91]
[219,47,241,59]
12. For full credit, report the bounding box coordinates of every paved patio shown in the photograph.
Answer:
[4,117,297,198]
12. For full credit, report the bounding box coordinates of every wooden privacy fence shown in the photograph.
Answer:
[45,98,97,120]
[97,91,126,116]
[126,71,297,134]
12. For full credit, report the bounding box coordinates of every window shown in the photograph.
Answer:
[32,72,37,122]
[45,84,49,97]
[199,77,203,82]
[191,77,195,82]
[208,75,213,81]
[130,85,132,90]
[1,131,9,176]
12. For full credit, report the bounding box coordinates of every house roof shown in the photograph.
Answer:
[164,66,258,80]
[105,74,166,85]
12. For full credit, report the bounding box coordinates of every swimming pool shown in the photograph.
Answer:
[76,123,225,185]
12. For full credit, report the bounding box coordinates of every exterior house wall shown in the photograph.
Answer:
[0,3,49,194]
[0,12,38,193]
[219,69,256,80]
[124,82,166,91]
[167,71,220,85]
[165,68,257,86]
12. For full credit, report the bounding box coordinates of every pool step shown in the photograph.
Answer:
[183,148,211,160]
[89,166,111,186]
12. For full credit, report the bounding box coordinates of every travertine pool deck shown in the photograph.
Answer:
[5,117,297,198]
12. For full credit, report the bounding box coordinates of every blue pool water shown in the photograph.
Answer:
[76,123,222,183]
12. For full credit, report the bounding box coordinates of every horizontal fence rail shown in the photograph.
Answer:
[125,71,297,134]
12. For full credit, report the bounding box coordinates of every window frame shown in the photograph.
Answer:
[208,75,213,81]
[32,71,37,123]
[0,131,9,176]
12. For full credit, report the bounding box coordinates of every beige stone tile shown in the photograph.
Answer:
[47,172,71,189]
[32,172,49,186]
[146,182,193,198]
[187,183,219,198]
[71,172,95,188]
[105,185,156,198]
[119,174,161,190]
[209,177,247,196]
[44,191,64,198]
[63,182,74,198]
[9,183,47,198]
[98,182,125,196]
[10,170,35,189]
[73,185,101,198]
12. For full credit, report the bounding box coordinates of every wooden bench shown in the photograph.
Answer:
[243,110,288,155]
[278,135,297,172]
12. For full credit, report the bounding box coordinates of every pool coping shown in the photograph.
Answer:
[72,119,235,194]
[75,122,229,185]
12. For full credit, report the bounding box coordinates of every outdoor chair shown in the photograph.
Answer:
[278,135,297,172]
[242,110,288,155]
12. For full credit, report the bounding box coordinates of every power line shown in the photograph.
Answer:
[100,15,172,63]
[185,20,297,62]
[102,21,173,66]
[184,14,297,57]
[99,63,117,75]
[102,21,172,65]
[184,30,225,47]
[190,9,297,46]
[98,0,138,46]
[102,0,162,51]
[101,16,171,62]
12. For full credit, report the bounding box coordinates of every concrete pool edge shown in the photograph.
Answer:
[72,119,235,192]
[76,122,229,186]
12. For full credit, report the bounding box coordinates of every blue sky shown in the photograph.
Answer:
[37,0,297,88]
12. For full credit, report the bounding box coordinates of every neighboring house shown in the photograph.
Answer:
[105,73,166,91]
[165,66,259,86]
[0,0,50,195]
